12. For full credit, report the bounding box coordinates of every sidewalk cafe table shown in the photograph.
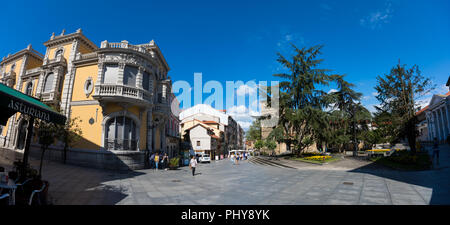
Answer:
[0,181,17,205]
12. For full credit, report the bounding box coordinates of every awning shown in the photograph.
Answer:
[0,83,66,125]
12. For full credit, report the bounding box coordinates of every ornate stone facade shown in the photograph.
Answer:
[0,29,179,170]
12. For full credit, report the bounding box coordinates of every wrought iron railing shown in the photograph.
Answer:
[105,138,138,151]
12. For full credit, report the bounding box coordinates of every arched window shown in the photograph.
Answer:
[55,49,63,59]
[11,63,16,71]
[105,116,138,151]
[43,73,54,93]
[25,82,33,96]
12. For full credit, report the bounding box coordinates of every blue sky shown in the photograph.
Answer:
[2,0,449,129]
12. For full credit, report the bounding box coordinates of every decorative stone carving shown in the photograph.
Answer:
[84,77,94,97]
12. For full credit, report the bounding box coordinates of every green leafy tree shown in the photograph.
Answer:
[254,140,264,151]
[271,44,337,156]
[34,119,58,177]
[245,119,261,141]
[57,117,83,164]
[264,140,277,155]
[374,61,434,153]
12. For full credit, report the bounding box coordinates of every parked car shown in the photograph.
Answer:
[199,154,211,163]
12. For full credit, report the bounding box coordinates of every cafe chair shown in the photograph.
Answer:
[28,182,46,205]
[0,193,9,200]
[0,193,9,205]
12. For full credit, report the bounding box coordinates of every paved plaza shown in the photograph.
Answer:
[1,145,450,205]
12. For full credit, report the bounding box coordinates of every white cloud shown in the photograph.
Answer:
[238,121,252,130]
[227,104,261,131]
[416,98,431,110]
[367,104,381,113]
[236,84,257,96]
[362,95,371,101]
[328,89,338,94]
[372,92,378,96]
[360,1,393,30]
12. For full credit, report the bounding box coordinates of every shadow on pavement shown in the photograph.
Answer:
[0,153,146,205]
[348,144,450,205]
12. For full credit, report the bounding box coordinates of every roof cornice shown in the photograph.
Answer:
[1,46,44,66]
[43,31,97,51]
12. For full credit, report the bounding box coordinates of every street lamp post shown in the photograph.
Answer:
[353,104,358,157]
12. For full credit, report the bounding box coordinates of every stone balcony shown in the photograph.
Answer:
[40,91,60,104]
[100,40,156,57]
[1,71,16,87]
[1,71,16,79]
[92,83,153,106]
[25,67,42,76]
[43,54,67,67]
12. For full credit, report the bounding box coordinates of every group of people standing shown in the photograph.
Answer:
[229,152,248,165]
[149,152,170,170]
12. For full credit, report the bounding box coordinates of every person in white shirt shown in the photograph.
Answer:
[189,156,198,176]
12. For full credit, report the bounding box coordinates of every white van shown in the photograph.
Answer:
[199,154,211,163]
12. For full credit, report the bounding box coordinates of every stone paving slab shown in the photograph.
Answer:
[1,145,450,205]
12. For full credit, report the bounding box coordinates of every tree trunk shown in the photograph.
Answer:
[63,134,68,164]
[39,145,47,177]
[406,118,417,154]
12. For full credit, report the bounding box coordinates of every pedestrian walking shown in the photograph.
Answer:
[189,155,198,176]
[236,153,240,165]
[154,153,160,170]
[432,138,440,166]
[150,152,156,169]
[162,153,169,170]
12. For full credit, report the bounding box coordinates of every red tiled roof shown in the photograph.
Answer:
[415,91,450,116]
[202,120,219,124]
[416,105,429,116]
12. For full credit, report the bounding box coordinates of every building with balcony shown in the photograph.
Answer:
[0,29,179,170]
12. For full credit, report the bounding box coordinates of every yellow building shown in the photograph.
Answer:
[0,29,178,170]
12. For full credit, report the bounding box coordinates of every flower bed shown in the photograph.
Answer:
[366,149,391,152]
[303,156,332,161]
[286,154,339,164]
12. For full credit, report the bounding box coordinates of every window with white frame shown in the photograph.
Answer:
[103,64,119,84]
[55,49,63,59]
[43,73,54,93]
[123,66,138,87]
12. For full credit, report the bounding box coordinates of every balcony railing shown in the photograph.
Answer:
[105,138,138,151]
[2,71,16,79]
[75,52,98,61]
[25,67,42,75]
[100,41,154,56]
[44,55,66,65]
[93,84,153,104]
[40,91,59,102]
